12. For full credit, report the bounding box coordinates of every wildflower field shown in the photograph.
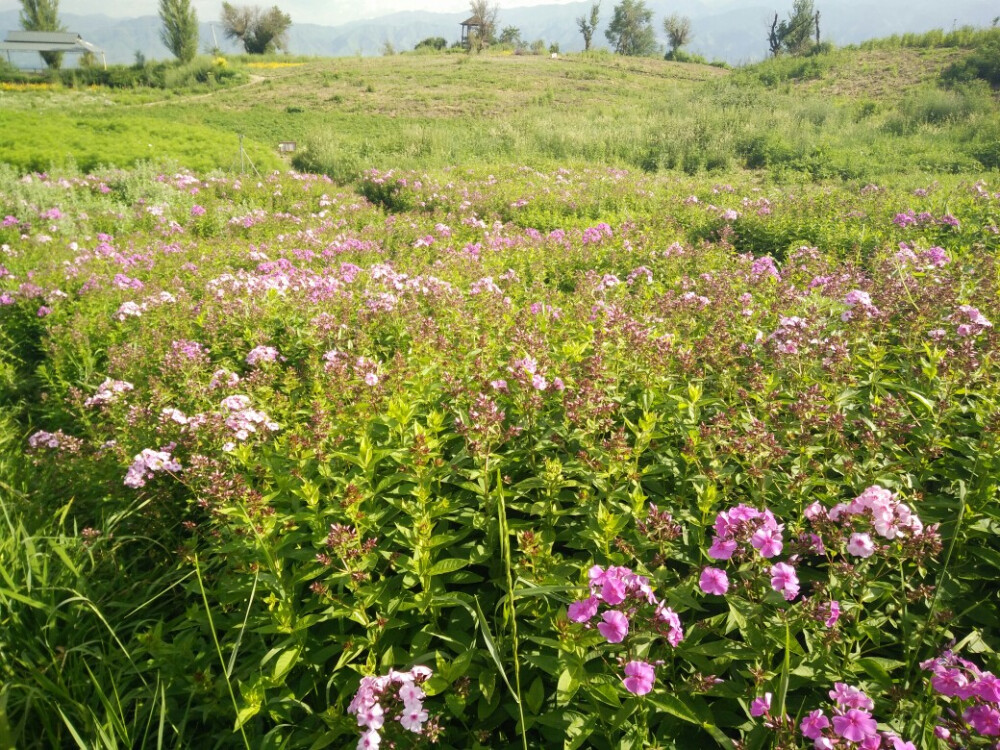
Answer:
[0,159,998,750]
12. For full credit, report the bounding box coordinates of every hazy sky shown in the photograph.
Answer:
[0,0,587,26]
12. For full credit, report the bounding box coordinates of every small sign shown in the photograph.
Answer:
[278,141,296,153]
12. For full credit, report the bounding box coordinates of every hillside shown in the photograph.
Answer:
[1,33,997,180]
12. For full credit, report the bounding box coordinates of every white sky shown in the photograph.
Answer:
[0,1,588,26]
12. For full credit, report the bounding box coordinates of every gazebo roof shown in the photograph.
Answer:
[460,15,485,27]
[0,30,103,55]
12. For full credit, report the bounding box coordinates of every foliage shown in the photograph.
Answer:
[498,26,522,46]
[414,37,448,52]
[942,38,1000,88]
[577,1,601,53]
[18,0,64,69]
[663,13,693,55]
[468,0,500,47]
[606,0,658,57]
[159,0,199,63]
[220,3,292,55]
[0,165,999,749]
[769,0,819,57]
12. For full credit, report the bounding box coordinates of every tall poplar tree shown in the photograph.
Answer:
[159,0,199,63]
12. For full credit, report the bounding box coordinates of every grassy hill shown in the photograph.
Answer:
[0,29,998,181]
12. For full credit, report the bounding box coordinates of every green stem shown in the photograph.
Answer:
[494,466,528,750]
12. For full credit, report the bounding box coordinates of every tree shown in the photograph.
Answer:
[221,3,291,55]
[414,37,447,51]
[663,13,692,56]
[498,26,522,46]
[468,0,500,45]
[768,0,818,56]
[576,2,600,52]
[159,0,199,63]
[605,0,657,57]
[19,0,64,69]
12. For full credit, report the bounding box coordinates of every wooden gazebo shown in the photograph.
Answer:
[460,15,485,48]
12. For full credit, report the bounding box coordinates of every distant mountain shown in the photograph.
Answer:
[1,0,996,67]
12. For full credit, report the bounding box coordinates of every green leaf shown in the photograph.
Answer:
[525,676,544,715]
[428,558,470,575]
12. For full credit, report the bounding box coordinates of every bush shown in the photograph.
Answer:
[943,39,1000,87]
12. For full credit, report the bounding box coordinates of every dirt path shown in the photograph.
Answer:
[136,73,266,107]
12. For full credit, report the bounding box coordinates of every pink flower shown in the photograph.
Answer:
[567,597,598,623]
[847,532,875,558]
[885,734,917,750]
[601,576,627,605]
[699,567,729,596]
[597,610,629,644]
[357,729,381,749]
[965,704,1000,736]
[398,704,428,733]
[751,527,783,558]
[356,702,384,729]
[750,693,772,717]
[365,372,379,387]
[622,661,655,695]
[832,709,878,742]
[800,709,830,739]
[770,562,799,601]
[829,683,874,710]
[822,600,841,628]
[708,538,738,560]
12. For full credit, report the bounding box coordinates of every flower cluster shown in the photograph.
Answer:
[347,666,437,749]
[219,395,280,443]
[841,290,880,322]
[708,504,784,561]
[805,683,914,749]
[923,651,1000,742]
[245,345,280,366]
[124,447,182,488]
[567,565,683,695]
[83,378,134,408]
[952,305,993,338]
[803,485,935,560]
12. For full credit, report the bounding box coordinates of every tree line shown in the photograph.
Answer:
[17,0,823,70]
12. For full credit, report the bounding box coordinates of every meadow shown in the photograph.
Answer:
[0,29,999,750]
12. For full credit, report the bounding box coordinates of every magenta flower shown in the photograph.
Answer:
[597,610,629,644]
[770,562,799,601]
[832,709,878,742]
[622,661,655,695]
[822,600,841,628]
[601,576,627,605]
[964,704,1000,736]
[750,693,772,717]
[708,538,738,560]
[829,683,874,710]
[800,709,830,739]
[699,567,729,596]
[751,527,783,558]
[567,597,598,623]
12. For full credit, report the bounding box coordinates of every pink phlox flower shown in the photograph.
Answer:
[399,704,429,733]
[751,526,784,558]
[885,734,917,750]
[567,596,599,623]
[398,683,424,707]
[597,610,629,643]
[770,562,799,601]
[622,661,655,695]
[800,709,830,739]
[699,567,729,596]
[246,345,280,365]
[821,600,841,628]
[832,708,878,742]
[829,683,874,710]
[750,693,772,717]
[356,702,384,730]
[708,538,738,560]
[964,704,1000,736]
[847,533,875,558]
[654,604,684,646]
[357,729,381,749]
